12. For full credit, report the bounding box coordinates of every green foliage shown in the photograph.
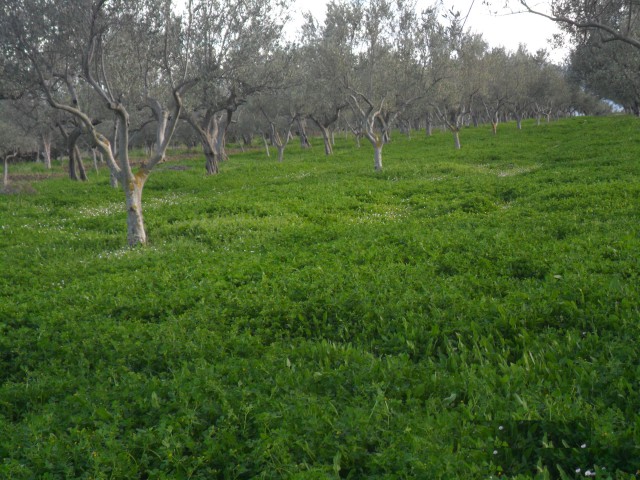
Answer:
[1,117,639,479]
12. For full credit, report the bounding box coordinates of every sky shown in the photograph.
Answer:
[291,0,568,63]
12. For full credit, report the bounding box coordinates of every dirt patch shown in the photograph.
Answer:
[1,182,38,195]
[164,153,202,162]
[161,165,190,171]
[8,173,66,181]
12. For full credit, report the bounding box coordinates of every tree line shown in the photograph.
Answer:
[0,0,627,245]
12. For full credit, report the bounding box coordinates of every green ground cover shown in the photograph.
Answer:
[1,116,639,479]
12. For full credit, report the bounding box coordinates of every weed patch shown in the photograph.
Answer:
[1,117,639,478]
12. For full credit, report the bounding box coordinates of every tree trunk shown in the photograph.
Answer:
[125,174,147,246]
[263,133,270,157]
[402,120,412,139]
[453,130,461,150]
[111,118,120,160]
[214,110,231,163]
[41,133,52,169]
[68,141,79,181]
[144,141,153,157]
[74,145,88,181]
[110,171,119,188]
[365,134,383,171]
[268,122,291,162]
[491,121,498,135]
[92,148,99,174]
[215,132,227,163]
[310,113,341,156]
[318,125,333,155]
[373,145,383,171]
[2,156,8,187]
[205,147,219,175]
[61,127,86,181]
[379,114,392,143]
[184,110,226,175]
[197,128,219,175]
[2,152,18,187]
[515,113,523,130]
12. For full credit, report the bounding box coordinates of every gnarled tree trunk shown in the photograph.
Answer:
[296,117,311,148]
[60,126,87,181]
[184,109,231,176]
[125,172,148,246]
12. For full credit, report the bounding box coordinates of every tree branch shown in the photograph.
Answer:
[519,0,640,50]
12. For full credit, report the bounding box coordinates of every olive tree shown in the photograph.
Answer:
[323,0,443,170]
[569,38,640,114]
[433,24,488,149]
[502,47,541,129]
[1,0,196,246]
[249,43,309,162]
[297,6,368,156]
[181,0,288,175]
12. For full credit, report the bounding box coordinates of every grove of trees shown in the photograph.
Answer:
[0,0,619,245]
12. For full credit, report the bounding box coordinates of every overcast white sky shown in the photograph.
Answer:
[291,0,568,63]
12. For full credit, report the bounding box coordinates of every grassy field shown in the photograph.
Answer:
[1,116,639,479]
